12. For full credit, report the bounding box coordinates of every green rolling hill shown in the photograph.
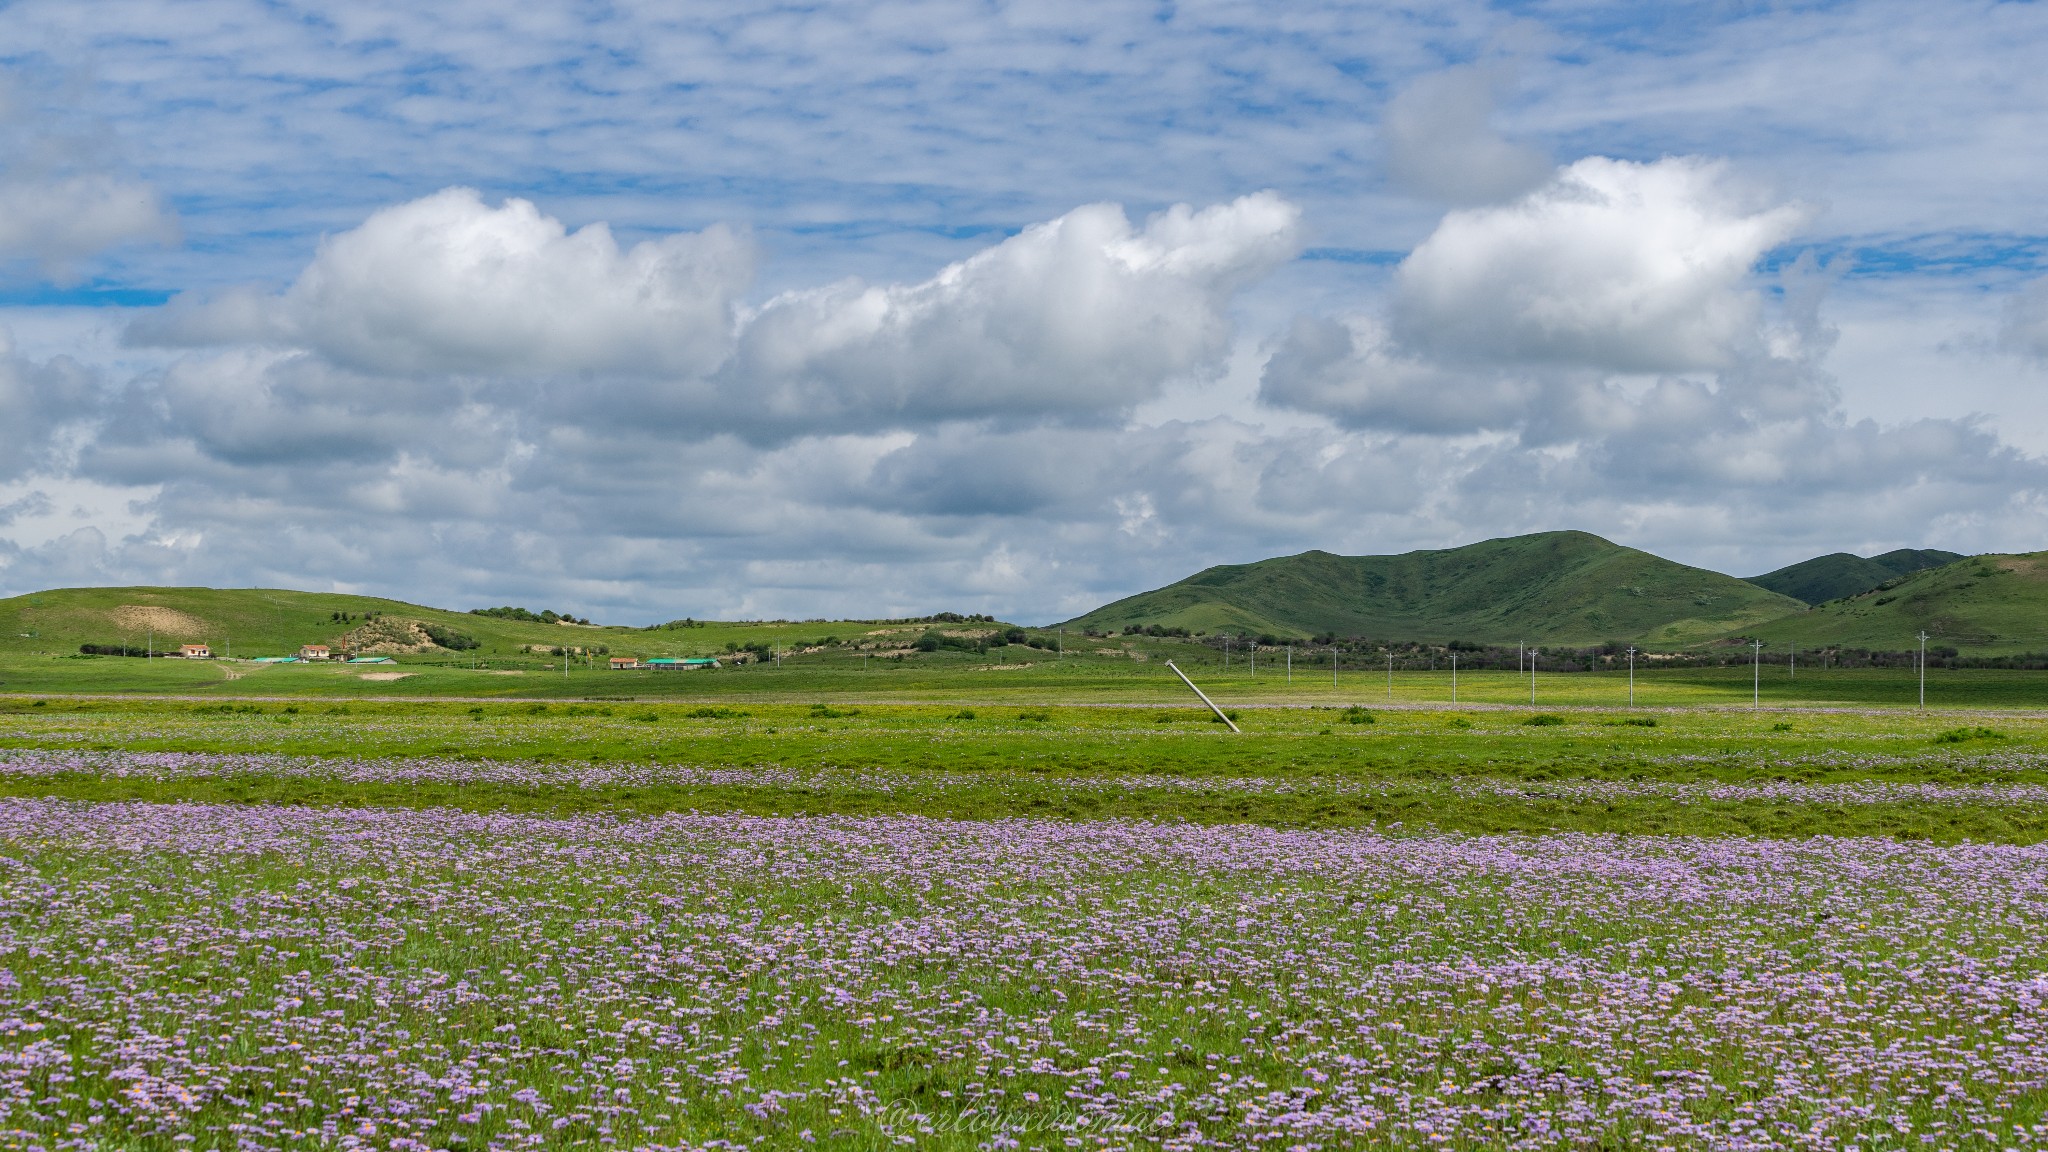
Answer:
[1740,551,2048,654]
[1060,531,1806,646]
[1744,548,1963,605]
[0,586,947,661]
[0,586,627,659]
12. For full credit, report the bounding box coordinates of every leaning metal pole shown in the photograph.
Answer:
[1166,660,1240,733]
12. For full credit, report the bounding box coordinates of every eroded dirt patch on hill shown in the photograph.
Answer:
[108,605,209,636]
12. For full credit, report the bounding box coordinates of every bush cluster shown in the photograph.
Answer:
[78,644,152,657]
[421,623,481,651]
[470,606,590,625]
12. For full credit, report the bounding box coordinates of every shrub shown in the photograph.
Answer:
[1522,714,1566,726]
[1771,722,1794,732]
[810,704,859,718]
[1618,717,1658,727]
[1933,726,2005,744]
[685,707,748,719]
[471,606,547,623]
[1343,706,1375,725]
[1209,709,1241,724]
[422,623,481,651]
[79,643,150,657]
[949,709,977,720]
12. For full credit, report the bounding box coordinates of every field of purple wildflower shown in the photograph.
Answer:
[6,795,2048,1150]
[5,700,2048,1148]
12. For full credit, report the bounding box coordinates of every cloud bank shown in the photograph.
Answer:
[3,160,2040,621]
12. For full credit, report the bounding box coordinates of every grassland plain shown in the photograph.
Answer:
[2,696,2047,842]
[5,644,2047,710]
[8,688,2048,1149]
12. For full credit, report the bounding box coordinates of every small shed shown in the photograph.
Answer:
[300,644,331,660]
[609,656,642,670]
[180,643,211,659]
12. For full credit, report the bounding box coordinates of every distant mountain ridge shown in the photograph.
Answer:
[1744,549,1964,605]
[1745,551,2048,653]
[1059,531,1806,646]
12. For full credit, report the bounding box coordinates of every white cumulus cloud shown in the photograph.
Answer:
[137,188,754,377]
[134,189,1301,441]
[1395,156,1811,372]
[718,194,1302,432]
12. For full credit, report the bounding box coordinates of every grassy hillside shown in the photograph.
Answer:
[1740,551,2048,653]
[1060,531,1806,646]
[1745,548,1963,605]
[0,586,992,663]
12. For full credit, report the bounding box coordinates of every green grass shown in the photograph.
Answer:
[5,695,2048,842]
[4,643,2044,710]
[1060,529,1805,645]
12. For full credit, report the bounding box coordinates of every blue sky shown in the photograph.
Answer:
[2,0,2047,622]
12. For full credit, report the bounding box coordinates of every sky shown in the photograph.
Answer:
[2,0,2047,624]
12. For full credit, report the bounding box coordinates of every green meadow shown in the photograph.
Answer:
[1,641,2040,710]
[3,688,2045,843]
[8,615,2048,1151]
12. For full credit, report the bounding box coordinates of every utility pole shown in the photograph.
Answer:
[1332,647,1339,688]
[1250,642,1256,678]
[1918,630,1929,710]
[1752,640,1764,711]
[1626,646,1637,707]
[1386,650,1392,702]
[1529,647,1536,705]
[1224,636,1231,672]
[1285,644,1291,685]
[1451,652,1457,703]
[1789,648,1795,679]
